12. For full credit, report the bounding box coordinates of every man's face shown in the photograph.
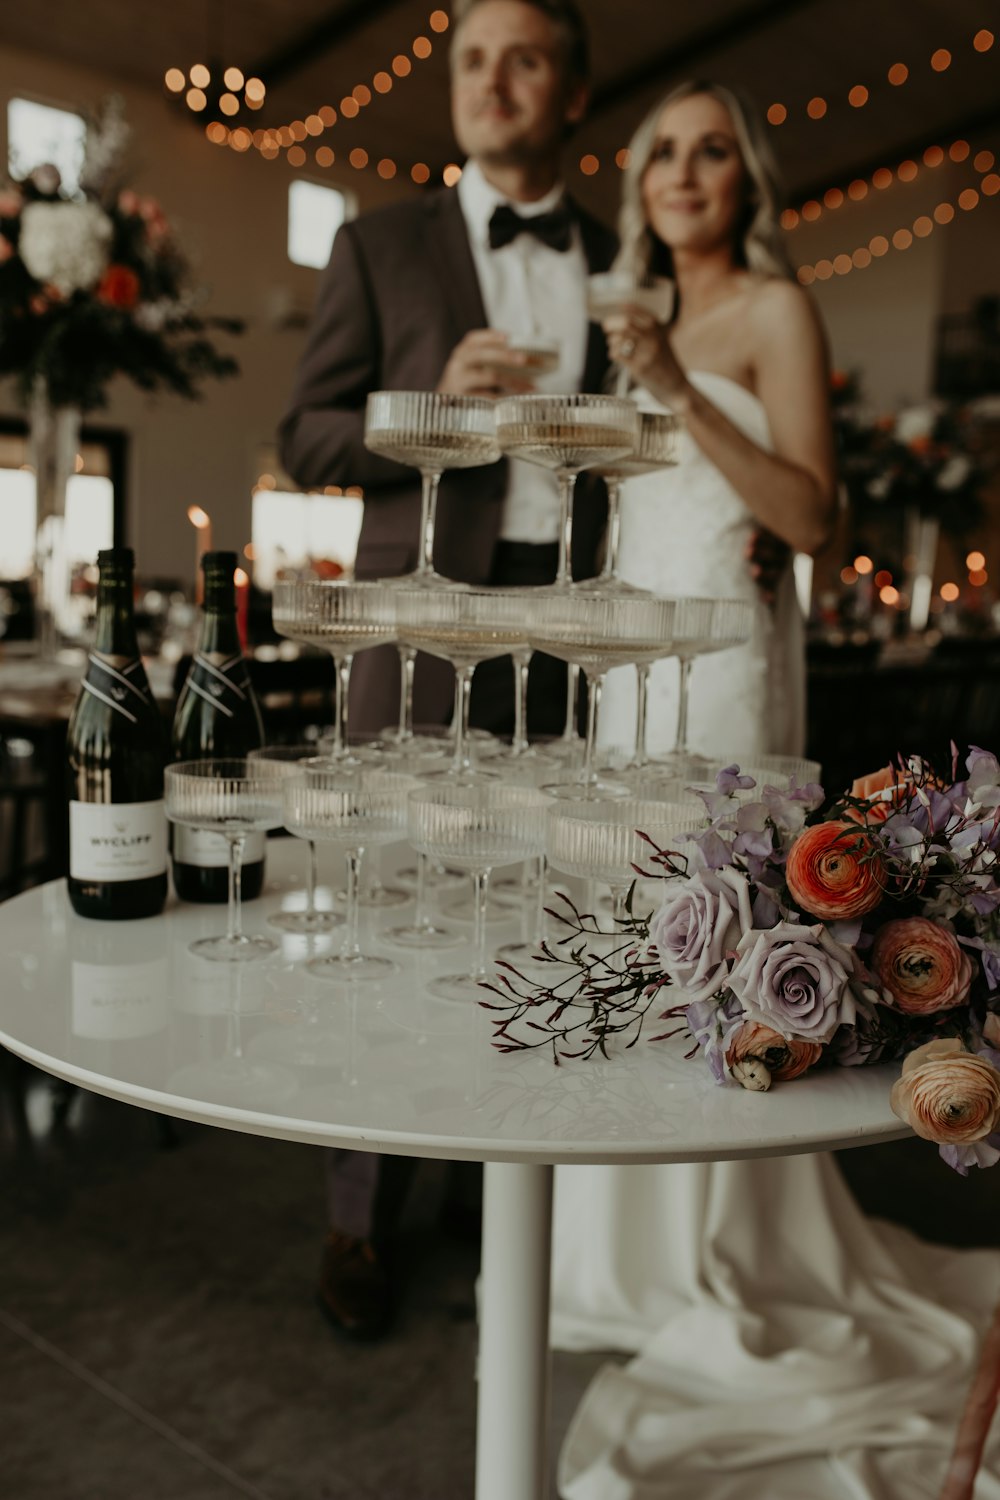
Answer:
[451,0,586,169]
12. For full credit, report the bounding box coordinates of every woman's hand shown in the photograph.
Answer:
[602,304,689,404]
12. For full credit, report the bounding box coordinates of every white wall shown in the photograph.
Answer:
[0,43,407,590]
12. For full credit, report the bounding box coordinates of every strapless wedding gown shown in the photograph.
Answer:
[552,375,1000,1499]
[596,370,804,761]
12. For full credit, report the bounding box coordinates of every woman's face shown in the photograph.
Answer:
[641,93,750,258]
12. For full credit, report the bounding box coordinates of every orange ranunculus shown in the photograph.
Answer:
[845,764,910,824]
[891,1038,1000,1144]
[870,917,972,1014]
[97,264,140,310]
[785,820,884,920]
[726,1020,822,1082]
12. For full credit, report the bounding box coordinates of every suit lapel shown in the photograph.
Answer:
[423,189,488,342]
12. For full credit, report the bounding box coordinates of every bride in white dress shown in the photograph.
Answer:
[552,82,1000,1500]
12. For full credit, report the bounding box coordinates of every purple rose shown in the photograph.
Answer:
[684,993,745,1085]
[727,921,859,1043]
[648,867,752,1002]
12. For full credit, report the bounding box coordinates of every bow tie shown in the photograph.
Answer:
[487,201,573,253]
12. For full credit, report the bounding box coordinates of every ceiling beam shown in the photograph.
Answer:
[248,0,412,91]
[790,101,1000,203]
[587,0,818,121]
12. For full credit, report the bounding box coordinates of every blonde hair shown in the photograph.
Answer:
[615,81,794,285]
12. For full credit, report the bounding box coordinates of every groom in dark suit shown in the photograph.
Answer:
[279,0,615,739]
[279,0,613,1337]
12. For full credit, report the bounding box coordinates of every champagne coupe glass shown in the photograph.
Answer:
[585,273,675,396]
[530,589,677,796]
[651,597,754,777]
[247,746,342,935]
[590,411,681,595]
[408,781,547,1003]
[272,579,397,763]
[364,391,500,588]
[700,753,823,793]
[381,741,463,950]
[365,392,500,744]
[165,758,285,962]
[283,762,414,983]
[547,796,703,929]
[393,585,532,778]
[494,394,638,591]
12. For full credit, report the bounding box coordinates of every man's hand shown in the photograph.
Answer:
[746,526,790,606]
[437,330,536,396]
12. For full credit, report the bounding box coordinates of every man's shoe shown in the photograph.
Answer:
[317,1230,393,1340]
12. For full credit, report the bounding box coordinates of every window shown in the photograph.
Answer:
[7,97,86,194]
[287,179,350,270]
[251,488,364,590]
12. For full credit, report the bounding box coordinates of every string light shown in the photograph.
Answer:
[167,64,265,117]
[207,10,448,160]
[785,135,993,228]
[796,153,999,283]
[940,582,960,602]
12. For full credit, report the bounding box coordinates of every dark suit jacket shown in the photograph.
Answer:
[279,184,617,730]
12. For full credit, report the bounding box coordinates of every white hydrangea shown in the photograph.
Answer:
[19,200,112,296]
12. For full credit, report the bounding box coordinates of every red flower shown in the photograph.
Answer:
[871,918,973,1014]
[785,820,883,920]
[97,264,140,310]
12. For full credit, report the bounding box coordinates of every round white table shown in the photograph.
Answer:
[0,840,909,1500]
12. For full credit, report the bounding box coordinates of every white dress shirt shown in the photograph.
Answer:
[456,159,589,544]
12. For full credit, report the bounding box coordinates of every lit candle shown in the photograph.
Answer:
[234,566,250,651]
[186,505,212,602]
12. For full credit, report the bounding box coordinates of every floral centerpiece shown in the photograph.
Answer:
[0,95,240,413]
[484,749,1000,1175]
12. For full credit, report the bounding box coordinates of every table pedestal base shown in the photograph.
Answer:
[476,1161,554,1500]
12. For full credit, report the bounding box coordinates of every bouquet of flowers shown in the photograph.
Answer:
[832,372,990,535]
[0,95,240,411]
[484,749,1000,1175]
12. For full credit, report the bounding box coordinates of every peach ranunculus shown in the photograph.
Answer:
[845,765,907,824]
[96,264,141,310]
[870,917,973,1014]
[891,1038,1000,1144]
[785,820,884,920]
[726,1020,823,1084]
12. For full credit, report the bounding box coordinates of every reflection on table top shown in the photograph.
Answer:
[0,840,910,1165]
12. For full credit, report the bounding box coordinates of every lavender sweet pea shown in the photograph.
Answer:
[648,866,752,1003]
[728,921,858,1043]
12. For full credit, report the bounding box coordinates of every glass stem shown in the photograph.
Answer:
[555,471,578,586]
[305,838,319,918]
[634,664,650,769]
[452,663,475,773]
[562,663,580,743]
[341,848,364,962]
[470,868,491,983]
[418,469,442,575]
[610,882,630,926]
[675,655,692,757]
[583,669,606,787]
[226,833,246,945]
[512,652,530,755]
[600,476,622,583]
[530,854,547,947]
[397,645,416,741]
[331,651,354,758]
[414,851,431,933]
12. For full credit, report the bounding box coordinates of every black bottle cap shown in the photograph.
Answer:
[97,547,135,568]
[201,551,238,573]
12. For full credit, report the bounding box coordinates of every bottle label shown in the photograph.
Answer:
[70,800,168,882]
[81,653,153,725]
[184,652,253,721]
[172,826,266,868]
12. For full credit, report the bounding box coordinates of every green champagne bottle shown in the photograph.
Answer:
[66,548,168,920]
[171,551,266,902]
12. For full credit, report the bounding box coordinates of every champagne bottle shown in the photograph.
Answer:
[170,551,266,902]
[67,548,168,920]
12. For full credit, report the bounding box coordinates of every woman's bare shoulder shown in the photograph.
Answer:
[747,276,825,349]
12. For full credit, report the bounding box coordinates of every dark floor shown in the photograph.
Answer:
[1,1057,997,1500]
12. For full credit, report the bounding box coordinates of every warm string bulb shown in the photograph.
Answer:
[203,10,449,159]
[782,139,991,230]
